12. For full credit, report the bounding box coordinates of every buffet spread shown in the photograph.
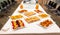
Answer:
[10,3,52,29]
[0,1,60,34]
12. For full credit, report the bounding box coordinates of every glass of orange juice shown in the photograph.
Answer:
[35,3,39,9]
[20,4,24,9]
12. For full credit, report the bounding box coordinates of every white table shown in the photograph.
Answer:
[0,2,60,34]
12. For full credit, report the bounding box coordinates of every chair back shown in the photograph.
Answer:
[57,6,60,11]
[48,1,52,5]
[3,1,8,6]
[1,2,5,8]
[52,3,57,8]
[7,0,10,4]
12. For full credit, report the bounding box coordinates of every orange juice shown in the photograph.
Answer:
[20,4,23,9]
[35,3,39,9]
